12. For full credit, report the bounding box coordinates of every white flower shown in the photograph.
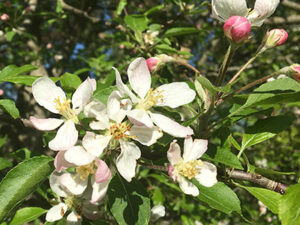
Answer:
[30,77,96,151]
[212,0,279,27]
[151,205,165,221]
[84,91,163,182]
[114,57,195,138]
[167,136,217,196]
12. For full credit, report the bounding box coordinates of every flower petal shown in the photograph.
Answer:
[178,176,199,196]
[66,211,82,224]
[82,132,111,157]
[49,171,68,197]
[195,162,218,187]
[87,77,97,91]
[60,172,88,195]
[84,100,107,120]
[167,140,182,165]
[32,77,66,114]
[113,67,138,103]
[127,57,151,99]
[72,78,94,114]
[30,116,63,131]
[130,125,163,146]
[95,159,111,183]
[64,146,95,166]
[54,151,74,172]
[116,141,141,182]
[49,120,78,151]
[107,91,132,123]
[151,205,165,221]
[212,0,248,22]
[127,109,153,127]
[156,82,196,108]
[183,136,208,162]
[150,112,194,138]
[90,176,109,204]
[45,203,67,222]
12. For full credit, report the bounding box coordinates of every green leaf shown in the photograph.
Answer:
[0,65,37,81]
[255,167,295,176]
[0,135,7,148]
[279,183,300,225]
[0,158,12,171]
[242,186,281,214]
[241,115,294,150]
[0,100,20,119]
[3,76,40,86]
[107,175,150,225]
[116,0,127,15]
[144,5,164,16]
[193,181,242,215]
[164,27,199,37]
[93,86,117,105]
[60,73,82,91]
[195,76,230,95]
[124,15,148,32]
[6,31,16,42]
[56,0,62,13]
[9,207,47,225]
[0,156,54,221]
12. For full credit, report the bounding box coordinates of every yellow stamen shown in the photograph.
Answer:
[175,160,203,180]
[136,88,164,110]
[110,122,135,141]
[54,97,78,123]
[76,162,97,181]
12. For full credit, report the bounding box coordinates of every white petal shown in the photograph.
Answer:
[49,171,68,197]
[60,172,88,195]
[212,0,248,22]
[156,82,196,108]
[87,77,97,91]
[183,136,208,162]
[30,116,63,131]
[113,67,138,103]
[84,100,107,120]
[46,203,67,222]
[130,125,163,146]
[116,141,141,182]
[66,211,82,225]
[150,112,194,138]
[195,162,218,187]
[151,205,165,220]
[64,146,95,166]
[90,176,109,203]
[82,132,111,157]
[49,121,78,151]
[127,109,153,127]
[167,140,182,165]
[178,176,199,196]
[107,91,132,123]
[127,57,151,99]
[90,120,110,130]
[32,77,66,114]
[72,78,94,114]
[54,151,74,172]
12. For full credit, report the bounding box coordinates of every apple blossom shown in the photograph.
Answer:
[30,77,96,151]
[288,64,300,82]
[265,29,288,48]
[167,136,217,196]
[146,54,174,71]
[223,16,251,44]
[212,0,279,27]
[151,205,165,221]
[114,57,195,138]
[0,14,9,21]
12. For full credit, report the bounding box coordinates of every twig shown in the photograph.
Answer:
[226,169,289,194]
[137,161,168,171]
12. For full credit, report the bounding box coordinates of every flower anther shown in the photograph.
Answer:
[174,159,203,180]
[54,97,78,123]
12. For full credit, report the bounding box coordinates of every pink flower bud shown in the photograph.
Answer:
[223,16,251,44]
[0,89,4,96]
[46,43,52,49]
[265,29,288,47]
[146,54,174,72]
[146,57,159,71]
[1,14,9,21]
[289,64,300,82]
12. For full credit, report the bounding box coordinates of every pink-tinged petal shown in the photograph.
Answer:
[183,137,208,162]
[60,172,88,195]
[167,140,182,165]
[127,57,151,99]
[49,120,78,151]
[150,112,194,138]
[113,67,138,103]
[90,177,109,204]
[30,116,63,131]
[156,82,196,108]
[64,146,95,166]
[82,132,111,157]
[212,0,248,22]
[95,159,111,183]
[46,203,67,222]
[107,91,132,123]
[116,141,141,182]
[127,109,153,127]
[195,162,218,187]
[72,78,94,114]
[54,151,73,172]
[178,176,199,196]
[49,171,68,197]
[130,125,163,146]
[66,211,82,223]
[168,165,175,179]
[32,77,66,114]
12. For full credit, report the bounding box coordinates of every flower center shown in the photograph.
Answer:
[54,97,78,123]
[175,160,203,180]
[76,161,96,181]
[110,122,132,141]
[136,88,164,110]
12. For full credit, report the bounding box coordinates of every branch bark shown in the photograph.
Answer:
[282,0,300,11]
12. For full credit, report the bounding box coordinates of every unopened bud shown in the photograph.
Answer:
[146,54,174,72]
[265,29,288,48]
[1,14,9,21]
[223,16,251,44]
[288,64,300,82]
[0,89,4,96]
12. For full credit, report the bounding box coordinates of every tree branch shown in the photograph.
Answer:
[282,0,300,11]
[265,15,300,25]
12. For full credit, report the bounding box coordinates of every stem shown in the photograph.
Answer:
[216,44,235,86]
[137,161,168,171]
[175,60,202,75]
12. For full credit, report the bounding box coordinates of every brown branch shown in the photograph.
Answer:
[282,0,300,11]
[265,15,300,25]
[137,161,168,171]
[226,169,289,194]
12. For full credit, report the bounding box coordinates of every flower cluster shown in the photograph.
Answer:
[30,57,217,223]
